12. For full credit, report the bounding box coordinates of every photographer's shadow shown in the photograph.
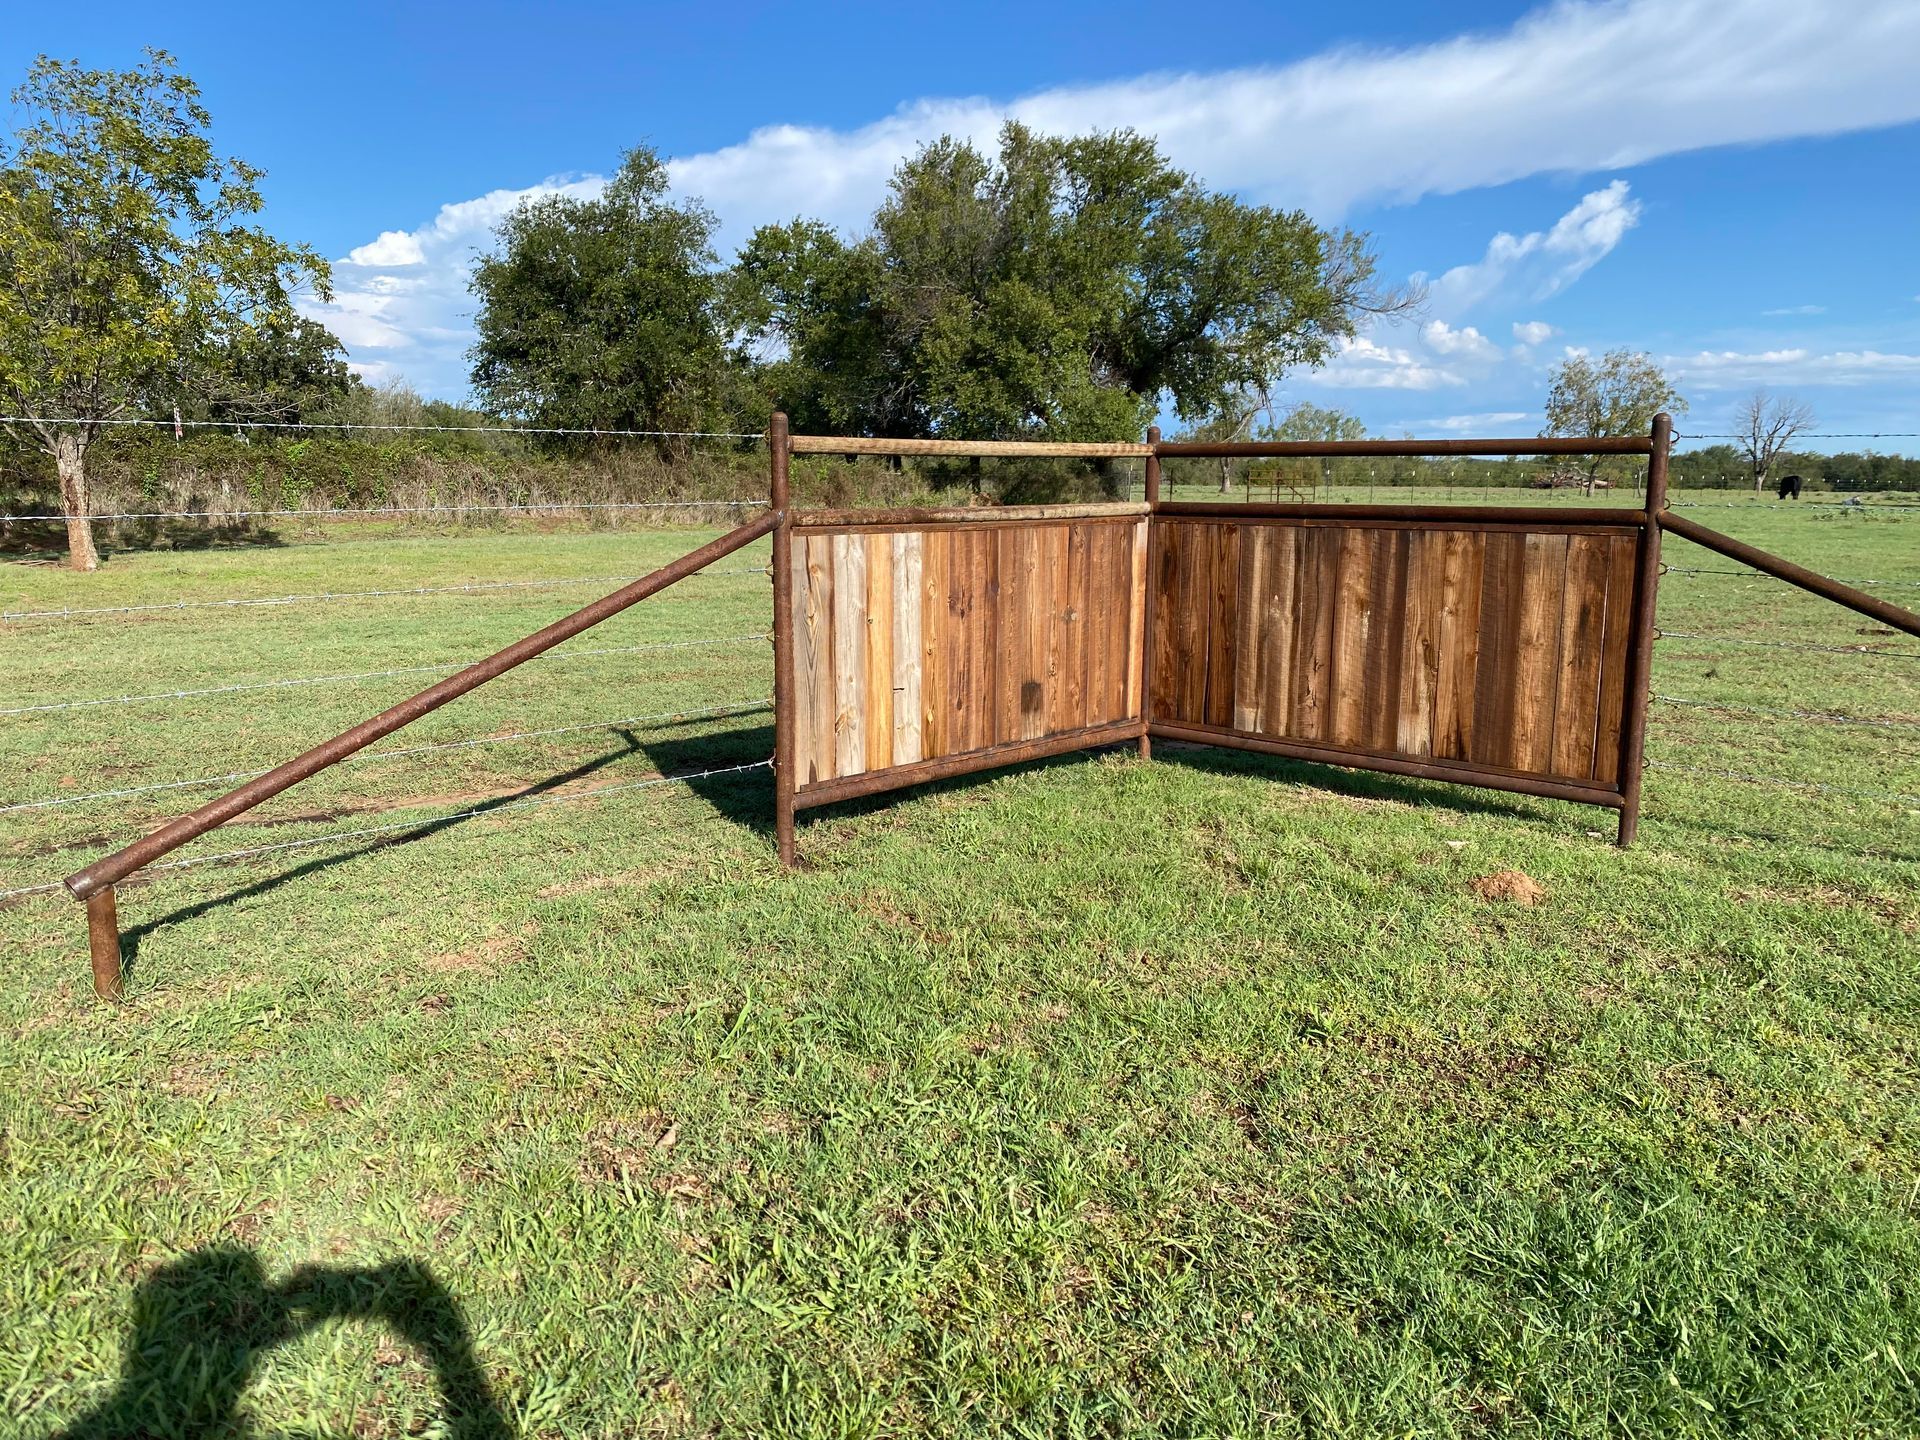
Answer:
[57,1246,509,1438]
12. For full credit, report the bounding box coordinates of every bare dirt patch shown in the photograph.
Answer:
[1470,869,1547,905]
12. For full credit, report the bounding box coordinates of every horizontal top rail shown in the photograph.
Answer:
[795,501,1147,529]
[1155,436,1655,458]
[63,510,781,900]
[1155,500,1646,527]
[788,435,1152,459]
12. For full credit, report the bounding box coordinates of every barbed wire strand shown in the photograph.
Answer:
[1655,628,1920,661]
[0,498,761,523]
[0,697,773,815]
[1667,500,1918,513]
[0,415,763,440]
[1661,563,1920,590]
[1,567,768,623]
[1676,432,1920,440]
[0,758,772,904]
[1645,760,1920,809]
[1652,693,1920,730]
[0,633,770,717]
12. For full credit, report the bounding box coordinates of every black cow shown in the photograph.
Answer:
[1776,473,1804,500]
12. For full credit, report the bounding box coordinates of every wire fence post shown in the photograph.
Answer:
[1616,410,1671,847]
[770,412,798,866]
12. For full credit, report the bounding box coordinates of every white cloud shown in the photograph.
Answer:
[1668,348,1920,387]
[1512,320,1557,345]
[1422,320,1497,358]
[1312,336,1466,390]
[343,230,426,267]
[1425,181,1641,316]
[1761,303,1827,316]
[1424,412,1533,431]
[673,0,1920,244]
[313,0,1920,396]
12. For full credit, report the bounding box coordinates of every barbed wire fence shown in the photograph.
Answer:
[1,419,786,905]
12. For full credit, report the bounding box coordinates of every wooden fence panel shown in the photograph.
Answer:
[789,513,1147,798]
[1150,516,1640,790]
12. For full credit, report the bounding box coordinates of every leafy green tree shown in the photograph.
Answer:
[1540,350,1686,495]
[469,149,727,438]
[734,124,1404,448]
[195,312,360,424]
[0,51,329,569]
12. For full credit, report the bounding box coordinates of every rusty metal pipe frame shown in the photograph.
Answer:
[1138,425,1161,761]
[64,508,781,906]
[1659,509,1920,639]
[1615,413,1672,848]
[790,721,1143,811]
[1148,722,1627,810]
[1156,501,1645,528]
[87,889,122,1000]
[769,413,798,866]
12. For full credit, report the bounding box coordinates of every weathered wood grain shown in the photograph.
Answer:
[891,532,923,765]
[1549,534,1611,779]
[1591,533,1640,785]
[864,533,894,773]
[831,533,867,777]
[802,534,837,785]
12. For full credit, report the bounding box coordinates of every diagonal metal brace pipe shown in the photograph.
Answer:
[64,509,779,902]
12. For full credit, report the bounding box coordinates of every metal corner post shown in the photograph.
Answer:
[1137,425,1161,761]
[87,888,122,1000]
[769,412,798,866]
[1616,410,1671,847]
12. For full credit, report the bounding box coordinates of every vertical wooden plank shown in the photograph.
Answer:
[788,531,813,784]
[1126,517,1147,721]
[1432,529,1486,762]
[946,529,982,756]
[1326,526,1375,748]
[1289,528,1338,742]
[832,533,867,778]
[1471,531,1528,771]
[1508,533,1569,774]
[1365,530,1410,754]
[1024,527,1054,740]
[1203,524,1239,730]
[1549,534,1611,779]
[1258,524,1300,738]
[1152,522,1199,725]
[980,530,1000,751]
[803,533,837,784]
[1233,525,1268,732]
[892,532,923,766]
[1085,523,1116,726]
[920,530,950,760]
[1396,530,1445,758]
[864,533,893,774]
[1590,533,1640,785]
[1058,522,1092,733]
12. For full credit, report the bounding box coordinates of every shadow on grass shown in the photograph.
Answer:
[54,1246,509,1439]
[112,710,782,976]
[1,518,290,562]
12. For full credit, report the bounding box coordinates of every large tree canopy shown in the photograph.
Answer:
[732,124,1403,443]
[469,149,727,436]
[0,50,330,569]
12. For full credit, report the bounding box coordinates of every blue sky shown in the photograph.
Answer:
[9,0,1920,451]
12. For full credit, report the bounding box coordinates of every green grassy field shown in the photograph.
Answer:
[2,492,1916,1437]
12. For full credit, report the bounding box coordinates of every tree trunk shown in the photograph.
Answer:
[1217,458,1231,494]
[54,433,100,573]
